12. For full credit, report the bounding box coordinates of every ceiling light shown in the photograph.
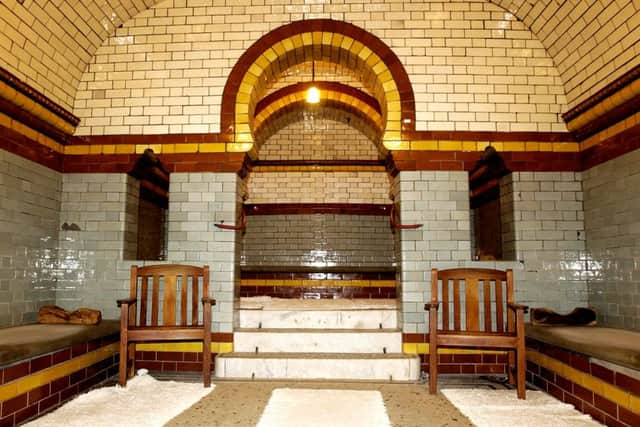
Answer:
[306,60,320,104]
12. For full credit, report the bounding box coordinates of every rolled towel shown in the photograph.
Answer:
[38,305,71,324]
[531,307,596,326]
[69,307,102,325]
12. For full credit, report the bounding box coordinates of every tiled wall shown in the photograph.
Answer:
[246,171,390,204]
[241,214,395,267]
[583,148,640,330]
[57,173,139,316]
[396,170,589,334]
[490,0,640,108]
[168,172,239,333]
[69,1,568,134]
[258,118,379,161]
[53,171,238,332]
[0,149,61,327]
[4,1,637,129]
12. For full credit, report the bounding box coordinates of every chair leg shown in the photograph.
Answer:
[507,350,516,385]
[203,341,211,388]
[429,344,438,394]
[128,343,136,378]
[517,347,526,399]
[118,338,128,387]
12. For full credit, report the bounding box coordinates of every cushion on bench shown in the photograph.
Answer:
[0,319,120,367]
[526,324,640,372]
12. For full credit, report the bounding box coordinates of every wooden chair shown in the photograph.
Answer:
[117,264,214,387]
[425,268,528,399]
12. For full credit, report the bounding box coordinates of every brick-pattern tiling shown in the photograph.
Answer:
[0,335,119,427]
[239,285,396,299]
[68,1,569,135]
[583,147,640,330]
[491,0,640,109]
[527,338,640,427]
[241,214,395,268]
[168,172,239,333]
[395,170,590,334]
[258,117,379,161]
[2,1,636,127]
[57,173,139,319]
[246,171,391,204]
[135,350,214,374]
[0,149,61,327]
[500,171,588,312]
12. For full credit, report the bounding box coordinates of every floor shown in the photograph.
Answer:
[145,373,516,426]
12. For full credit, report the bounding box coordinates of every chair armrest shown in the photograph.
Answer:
[202,297,216,306]
[507,303,529,314]
[424,302,439,311]
[117,297,137,307]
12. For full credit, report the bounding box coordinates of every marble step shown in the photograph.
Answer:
[239,308,398,329]
[234,329,402,354]
[215,352,421,381]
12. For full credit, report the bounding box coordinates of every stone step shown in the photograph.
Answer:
[215,352,421,381]
[234,329,402,354]
[239,308,398,329]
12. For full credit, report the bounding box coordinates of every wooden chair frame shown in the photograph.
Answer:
[425,268,528,399]
[117,264,214,387]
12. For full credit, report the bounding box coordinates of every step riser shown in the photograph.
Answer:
[239,310,398,329]
[234,332,402,354]
[215,357,420,381]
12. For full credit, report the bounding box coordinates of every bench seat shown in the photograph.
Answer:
[526,324,640,372]
[0,320,120,367]
[525,324,640,427]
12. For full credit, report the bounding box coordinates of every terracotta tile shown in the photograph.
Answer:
[0,415,14,427]
[29,355,52,374]
[38,393,61,414]
[563,392,583,411]
[60,384,79,402]
[52,349,71,364]
[156,352,184,362]
[50,377,69,394]
[27,384,50,405]
[570,353,591,373]
[615,372,640,395]
[619,406,640,427]
[574,383,594,404]
[583,403,606,424]
[547,383,564,401]
[13,403,38,426]
[594,394,618,417]
[1,393,28,417]
[4,362,29,383]
[591,363,615,383]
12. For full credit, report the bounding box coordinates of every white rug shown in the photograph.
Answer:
[442,389,602,427]
[25,374,214,427]
[256,388,392,427]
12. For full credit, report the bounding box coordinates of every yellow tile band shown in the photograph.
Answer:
[136,341,233,353]
[403,343,506,355]
[0,343,118,402]
[527,349,640,414]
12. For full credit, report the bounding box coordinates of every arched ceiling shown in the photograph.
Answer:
[1,0,638,114]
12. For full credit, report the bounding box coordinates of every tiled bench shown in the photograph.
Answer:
[526,324,640,427]
[0,321,120,427]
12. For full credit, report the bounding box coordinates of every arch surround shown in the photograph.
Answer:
[220,19,416,154]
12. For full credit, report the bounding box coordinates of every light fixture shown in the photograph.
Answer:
[306,60,320,104]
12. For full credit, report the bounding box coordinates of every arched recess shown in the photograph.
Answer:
[220,19,415,156]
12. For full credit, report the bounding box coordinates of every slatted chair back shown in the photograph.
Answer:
[118,264,213,388]
[426,267,527,399]
[130,264,209,328]
[431,268,515,334]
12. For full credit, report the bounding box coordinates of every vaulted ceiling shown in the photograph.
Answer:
[1,0,638,126]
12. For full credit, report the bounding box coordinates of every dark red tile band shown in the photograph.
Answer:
[254,82,382,116]
[244,203,391,216]
[0,66,79,127]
